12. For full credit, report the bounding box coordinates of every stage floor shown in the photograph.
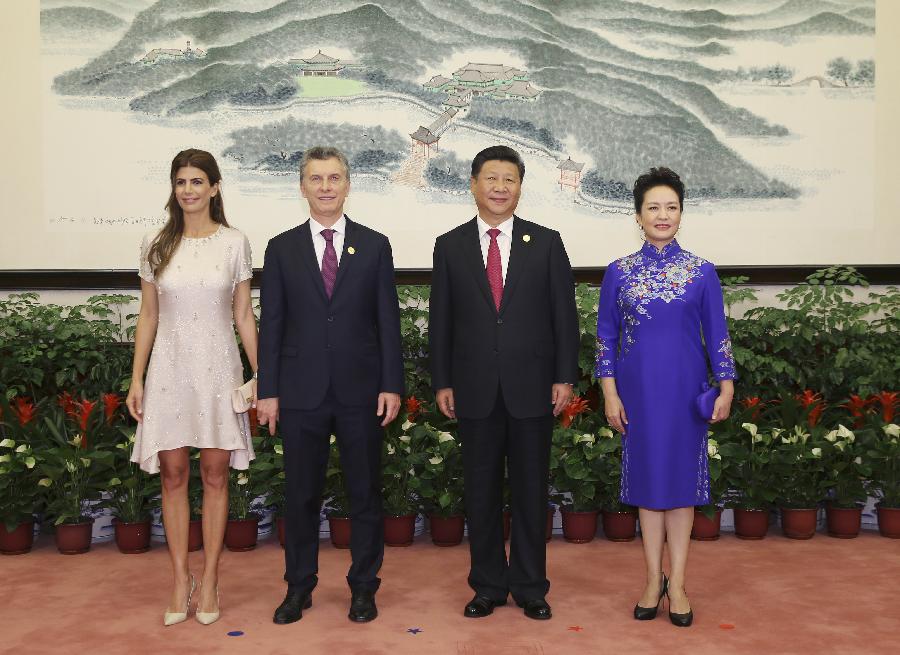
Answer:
[3,530,897,654]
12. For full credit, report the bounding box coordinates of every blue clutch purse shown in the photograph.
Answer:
[695,383,720,421]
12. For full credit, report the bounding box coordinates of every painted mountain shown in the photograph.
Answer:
[48,0,876,202]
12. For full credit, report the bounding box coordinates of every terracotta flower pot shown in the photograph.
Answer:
[429,514,465,546]
[224,516,259,551]
[503,510,511,541]
[188,518,203,552]
[328,515,351,549]
[560,509,599,543]
[276,516,285,547]
[0,520,35,555]
[602,510,637,542]
[780,507,818,540]
[825,504,862,539]
[546,506,555,542]
[113,519,151,554]
[384,514,416,547]
[876,503,900,539]
[691,509,722,541]
[734,508,769,540]
[55,520,94,554]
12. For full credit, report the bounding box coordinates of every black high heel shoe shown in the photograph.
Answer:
[633,574,668,620]
[666,584,694,627]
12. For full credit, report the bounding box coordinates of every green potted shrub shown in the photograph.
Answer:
[864,423,900,538]
[550,426,603,543]
[594,429,637,541]
[38,410,114,554]
[821,424,870,538]
[225,436,273,551]
[408,425,465,546]
[770,425,829,539]
[0,406,41,554]
[728,423,778,539]
[103,427,161,553]
[692,433,733,541]
[381,419,428,546]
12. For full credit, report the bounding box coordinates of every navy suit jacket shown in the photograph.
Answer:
[257,217,404,409]
[428,216,579,420]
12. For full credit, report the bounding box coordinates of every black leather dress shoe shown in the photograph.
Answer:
[349,590,378,623]
[464,595,507,618]
[517,598,552,620]
[273,591,312,624]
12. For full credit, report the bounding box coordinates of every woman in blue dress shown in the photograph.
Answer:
[595,167,736,627]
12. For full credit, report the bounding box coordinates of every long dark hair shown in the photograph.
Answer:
[147,148,229,277]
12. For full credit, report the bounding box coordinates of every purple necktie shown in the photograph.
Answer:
[320,228,337,298]
[486,228,503,311]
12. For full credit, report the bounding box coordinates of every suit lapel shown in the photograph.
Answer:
[297,220,328,302]
[461,217,497,314]
[499,215,531,315]
[331,215,355,300]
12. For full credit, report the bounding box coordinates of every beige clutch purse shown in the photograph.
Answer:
[232,378,256,414]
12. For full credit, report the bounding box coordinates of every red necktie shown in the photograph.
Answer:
[486,228,503,311]
[320,229,337,298]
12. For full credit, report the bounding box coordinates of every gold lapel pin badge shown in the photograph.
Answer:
[347,246,356,254]
[523,234,531,243]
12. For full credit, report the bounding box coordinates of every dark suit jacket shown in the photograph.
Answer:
[257,217,404,410]
[428,216,579,420]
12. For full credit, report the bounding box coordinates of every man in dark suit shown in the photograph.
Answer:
[256,146,403,625]
[429,145,579,620]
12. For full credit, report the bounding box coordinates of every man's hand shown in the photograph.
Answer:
[551,383,574,417]
[436,387,456,420]
[256,397,280,436]
[377,392,401,427]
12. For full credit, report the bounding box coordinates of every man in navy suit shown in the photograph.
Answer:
[429,145,579,621]
[257,146,403,624]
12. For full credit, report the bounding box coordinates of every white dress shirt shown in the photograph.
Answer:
[309,215,346,268]
[476,215,514,284]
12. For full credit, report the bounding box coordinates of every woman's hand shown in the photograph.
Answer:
[604,393,628,434]
[126,380,144,422]
[710,395,733,423]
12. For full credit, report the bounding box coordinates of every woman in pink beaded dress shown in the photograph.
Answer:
[126,149,258,626]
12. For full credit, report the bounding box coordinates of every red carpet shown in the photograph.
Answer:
[3,531,897,654]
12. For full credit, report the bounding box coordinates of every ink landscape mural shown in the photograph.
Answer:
[36,0,876,268]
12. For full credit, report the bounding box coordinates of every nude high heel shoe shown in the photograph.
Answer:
[163,574,195,626]
[196,585,220,625]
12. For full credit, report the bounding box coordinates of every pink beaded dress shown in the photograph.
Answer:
[131,225,255,474]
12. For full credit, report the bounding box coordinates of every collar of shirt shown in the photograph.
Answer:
[476,214,514,240]
[309,214,347,237]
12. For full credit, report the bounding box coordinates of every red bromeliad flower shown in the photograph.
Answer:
[11,397,36,426]
[405,396,422,422]
[73,398,98,435]
[58,391,78,416]
[560,395,590,428]
[870,391,898,423]
[740,397,766,421]
[841,394,873,428]
[102,393,122,423]
[796,390,825,428]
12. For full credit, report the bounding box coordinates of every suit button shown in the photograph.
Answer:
[493,349,499,355]
[327,316,334,322]
[497,318,503,325]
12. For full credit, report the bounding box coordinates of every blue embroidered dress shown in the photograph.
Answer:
[595,240,736,510]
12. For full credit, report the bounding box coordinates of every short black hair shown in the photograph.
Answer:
[633,167,684,214]
[471,145,525,181]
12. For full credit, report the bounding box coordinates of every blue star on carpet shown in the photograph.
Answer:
[407,628,423,635]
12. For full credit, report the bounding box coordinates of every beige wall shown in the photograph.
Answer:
[1,2,898,272]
